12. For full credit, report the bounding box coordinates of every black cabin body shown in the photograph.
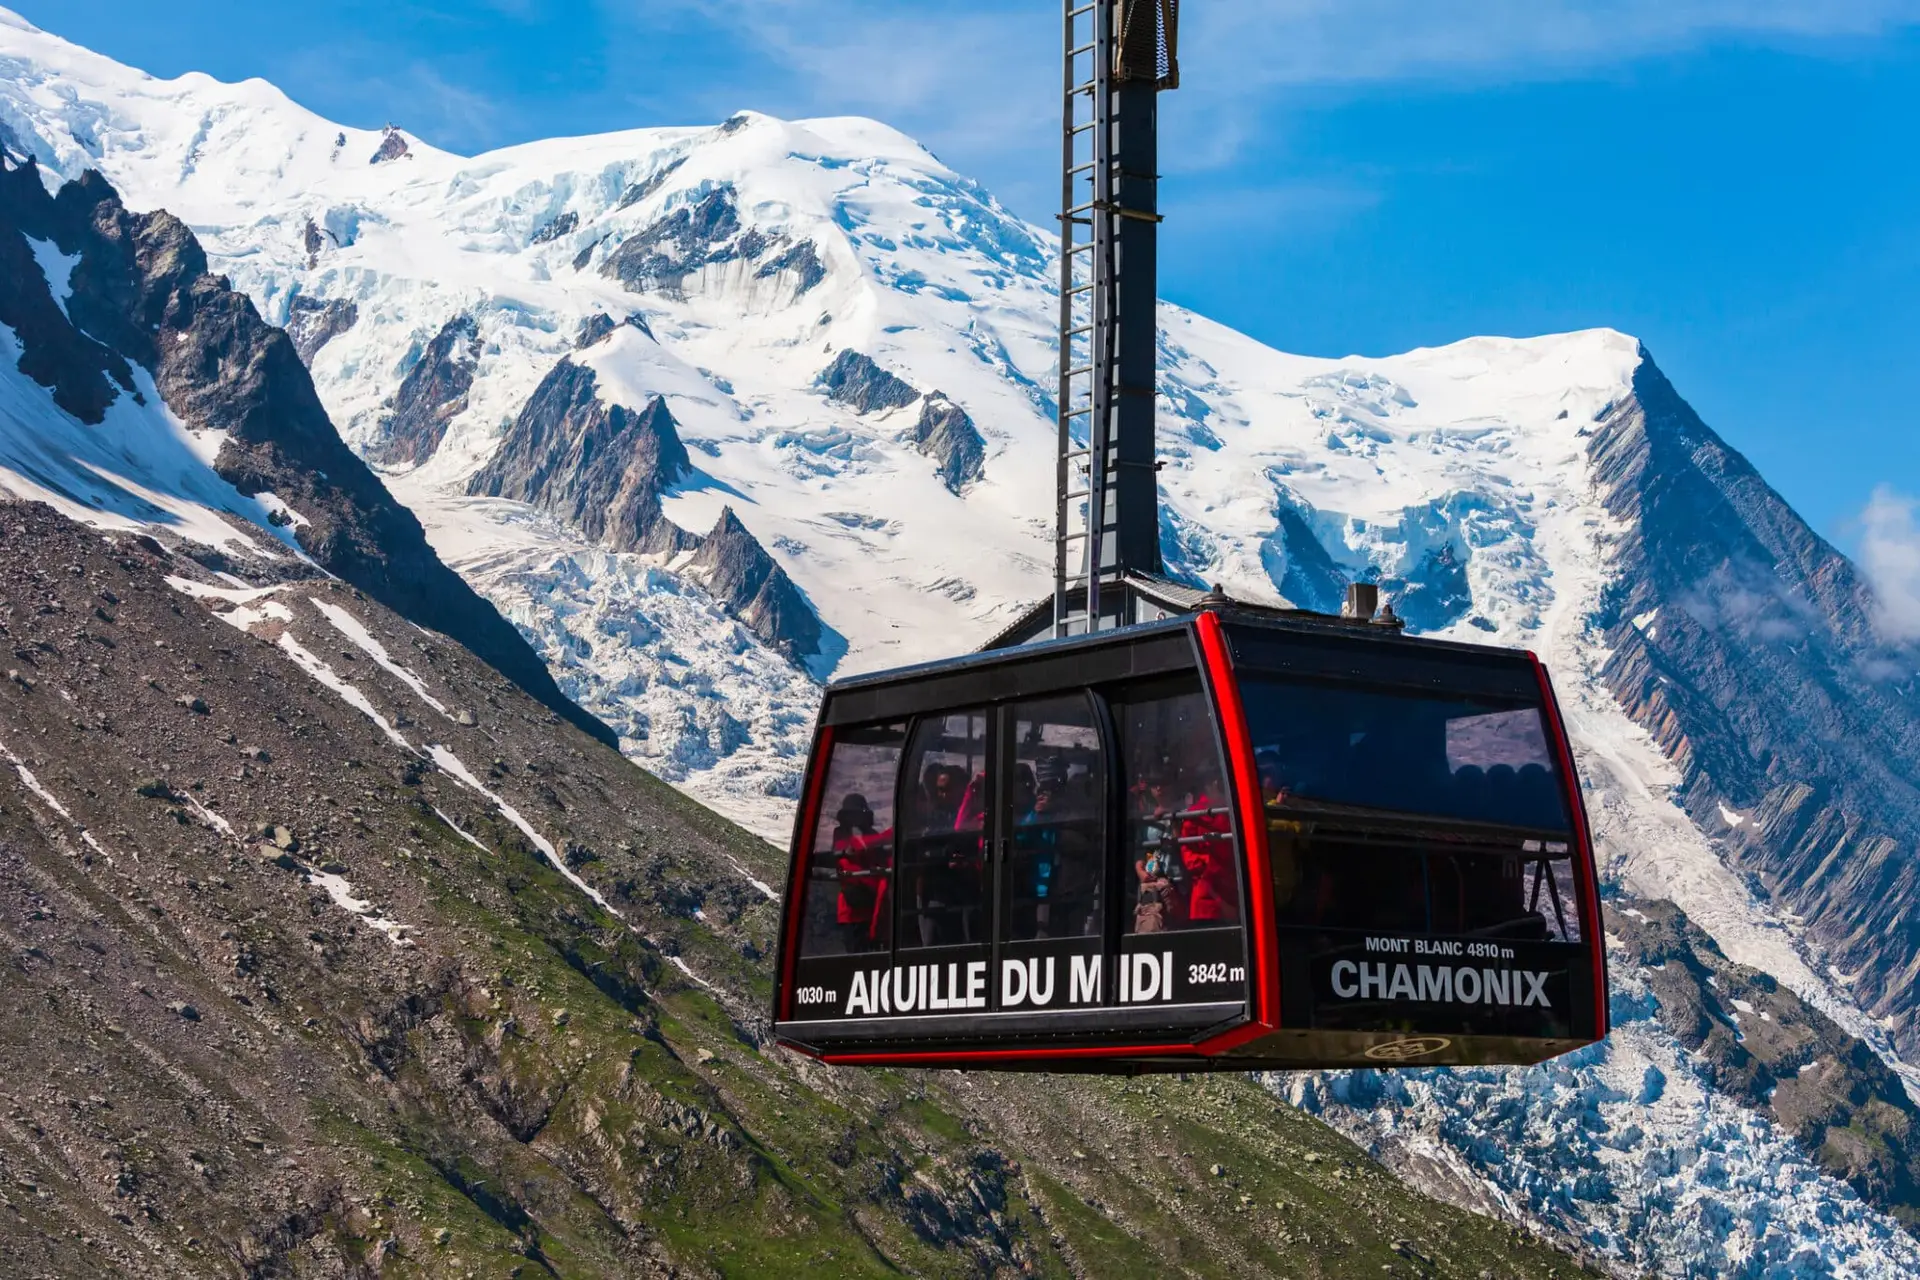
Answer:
[772,592,1608,1073]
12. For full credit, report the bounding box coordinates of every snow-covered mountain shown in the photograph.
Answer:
[4,8,1920,1273]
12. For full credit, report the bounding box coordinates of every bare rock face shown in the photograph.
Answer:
[1591,348,1920,1055]
[754,238,826,293]
[601,186,747,296]
[911,394,987,494]
[0,159,614,749]
[599,184,825,299]
[529,209,577,245]
[283,294,357,364]
[818,348,918,415]
[0,159,136,423]
[617,155,684,208]
[371,312,479,467]
[688,506,824,662]
[467,358,697,558]
[817,351,985,493]
[368,126,408,164]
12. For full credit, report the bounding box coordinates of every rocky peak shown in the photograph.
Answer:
[818,348,918,414]
[687,506,825,662]
[369,125,408,164]
[466,358,697,557]
[911,393,987,493]
[574,310,652,349]
[371,312,480,467]
[1592,347,1920,1055]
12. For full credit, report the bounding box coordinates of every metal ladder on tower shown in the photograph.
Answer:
[1053,0,1179,639]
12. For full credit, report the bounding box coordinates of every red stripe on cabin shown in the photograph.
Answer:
[1529,656,1609,1039]
[776,724,836,1022]
[1194,611,1280,1033]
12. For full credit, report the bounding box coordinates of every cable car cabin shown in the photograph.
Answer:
[772,601,1607,1072]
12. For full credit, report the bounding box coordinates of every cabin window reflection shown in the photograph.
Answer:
[897,710,992,949]
[1110,679,1241,934]
[1000,696,1105,941]
[1243,678,1570,831]
[798,723,905,958]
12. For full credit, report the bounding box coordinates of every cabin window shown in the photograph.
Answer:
[1111,678,1241,934]
[896,710,992,950]
[1240,678,1569,831]
[1000,695,1105,942]
[1244,676,1585,944]
[797,722,905,958]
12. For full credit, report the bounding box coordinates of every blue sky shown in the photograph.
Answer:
[18,0,1920,545]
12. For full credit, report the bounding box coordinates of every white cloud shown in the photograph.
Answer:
[1858,485,1920,641]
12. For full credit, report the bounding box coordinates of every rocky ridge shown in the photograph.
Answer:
[0,154,614,749]
[1590,355,1920,1055]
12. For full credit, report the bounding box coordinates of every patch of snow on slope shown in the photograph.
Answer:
[305,868,410,946]
[308,596,452,718]
[425,743,617,915]
[273,633,415,753]
[25,235,76,319]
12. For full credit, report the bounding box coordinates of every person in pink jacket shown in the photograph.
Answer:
[1180,775,1240,924]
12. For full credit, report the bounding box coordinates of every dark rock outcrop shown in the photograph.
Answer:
[0,158,614,748]
[372,312,479,467]
[599,185,820,300]
[529,209,577,245]
[573,311,652,349]
[369,126,408,164]
[818,348,918,414]
[755,238,826,293]
[911,394,988,493]
[688,507,824,662]
[1591,347,1920,1054]
[601,187,745,296]
[467,358,697,557]
[0,158,135,423]
[817,351,985,493]
[618,156,684,209]
[283,294,358,364]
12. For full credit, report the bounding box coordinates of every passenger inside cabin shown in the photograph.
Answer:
[908,762,984,947]
[831,793,890,951]
[1181,772,1241,925]
[1132,772,1182,932]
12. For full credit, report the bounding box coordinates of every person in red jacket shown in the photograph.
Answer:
[1180,774,1240,925]
[831,794,891,952]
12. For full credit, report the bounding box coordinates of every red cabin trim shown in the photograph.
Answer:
[824,1040,1205,1067]
[1528,656,1609,1039]
[1193,611,1280,1033]
[776,724,836,1022]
